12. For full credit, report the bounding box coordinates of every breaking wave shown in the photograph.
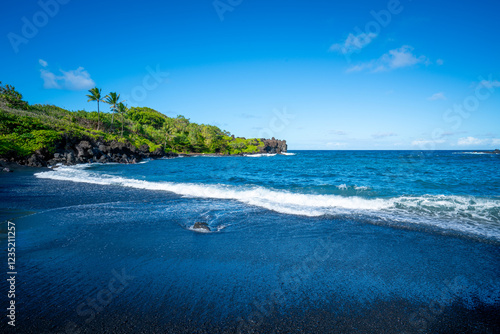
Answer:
[35,166,500,240]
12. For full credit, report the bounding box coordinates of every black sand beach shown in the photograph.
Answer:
[1,169,499,333]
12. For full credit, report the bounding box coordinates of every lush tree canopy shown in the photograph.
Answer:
[0,82,264,158]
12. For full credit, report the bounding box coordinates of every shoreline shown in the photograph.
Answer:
[0,159,49,172]
[0,136,288,170]
[0,151,287,173]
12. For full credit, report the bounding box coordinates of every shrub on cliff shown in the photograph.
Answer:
[0,82,29,110]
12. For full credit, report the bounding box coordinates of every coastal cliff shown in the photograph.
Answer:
[259,137,287,154]
[1,135,288,168]
[7,135,175,167]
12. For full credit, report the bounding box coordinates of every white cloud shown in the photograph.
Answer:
[330,32,377,54]
[380,46,428,70]
[411,139,445,146]
[346,64,369,73]
[348,65,368,73]
[326,142,347,147]
[436,59,444,65]
[491,138,500,146]
[40,70,60,89]
[428,92,446,101]
[40,66,95,91]
[479,80,500,88]
[457,137,485,146]
[39,59,48,67]
[347,45,429,73]
[372,132,397,139]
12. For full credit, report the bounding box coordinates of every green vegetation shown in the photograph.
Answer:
[0,82,264,158]
[85,87,104,131]
[104,91,120,131]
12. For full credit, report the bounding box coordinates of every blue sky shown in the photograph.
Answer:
[1,0,499,150]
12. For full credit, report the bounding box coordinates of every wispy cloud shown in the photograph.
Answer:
[326,142,347,147]
[372,132,397,139]
[436,59,444,65]
[239,113,260,119]
[457,137,500,146]
[329,130,347,135]
[329,32,377,55]
[457,137,485,146]
[40,70,60,89]
[346,64,369,73]
[212,122,229,129]
[441,131,466,137]
[479,80,500,88]
[428,92,446,101]
[39,62,95,91]
[347,45,429,73]
[382,46,428,69]
[411,139,445,146]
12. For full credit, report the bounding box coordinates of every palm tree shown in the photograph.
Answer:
[86,87,104,130]
[104,92,120,131]
[116,102,128,137]
[163,123,175,151]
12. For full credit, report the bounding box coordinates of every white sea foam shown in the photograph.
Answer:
[35,167,391,216]
[454,152,497,155]
[243,153,277,157]
[187,224,229,233]
[188,226,212,233]
[281,152,296,156]
[35,166,500,240]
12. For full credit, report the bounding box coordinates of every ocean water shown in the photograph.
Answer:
[37,150,500,241]
[1,150,500,332]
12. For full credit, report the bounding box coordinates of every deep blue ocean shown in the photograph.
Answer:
[37,150,500,240]
[1,150,500,332]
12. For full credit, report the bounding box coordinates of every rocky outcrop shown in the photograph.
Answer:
[474,149,500,154]
[259,137,287,154]
[27,153,47,167]
[2,134,179,167]
[48,138,178,166]
[1,133,288,168]
[192,222,210,232]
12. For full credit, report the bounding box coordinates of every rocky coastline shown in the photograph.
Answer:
[473,149,500,154]
[0,135,287,171]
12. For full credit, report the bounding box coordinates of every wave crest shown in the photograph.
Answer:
[35,166,500,240]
